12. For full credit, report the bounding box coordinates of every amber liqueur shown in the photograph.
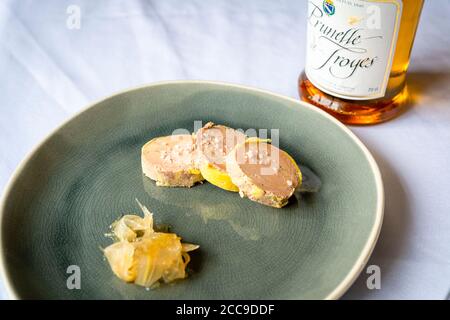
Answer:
[299,0,424,124]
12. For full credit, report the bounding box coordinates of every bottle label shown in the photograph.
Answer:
[305,0,403,100]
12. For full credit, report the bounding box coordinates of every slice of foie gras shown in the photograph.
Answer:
[141,134,203,187]
[226,139,302,208]
[195,122,246,192]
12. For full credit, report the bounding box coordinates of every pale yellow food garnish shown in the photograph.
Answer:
[104,241,136,282]
[199,163,240,192]
[103,200,199,288]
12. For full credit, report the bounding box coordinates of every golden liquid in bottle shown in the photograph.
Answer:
[299,0,424,125]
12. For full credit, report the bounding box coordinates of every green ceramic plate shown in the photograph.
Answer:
[0,81,383,299]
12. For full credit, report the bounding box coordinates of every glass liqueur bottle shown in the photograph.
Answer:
[299,0,424,125]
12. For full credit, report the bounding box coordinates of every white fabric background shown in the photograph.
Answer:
[0,0,449,299]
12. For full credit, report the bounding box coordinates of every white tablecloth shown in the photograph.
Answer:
[1,0,449,300]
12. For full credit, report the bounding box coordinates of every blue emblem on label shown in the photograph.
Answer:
[323,0,336,16]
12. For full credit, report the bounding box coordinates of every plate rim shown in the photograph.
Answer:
[0,80,384,300]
